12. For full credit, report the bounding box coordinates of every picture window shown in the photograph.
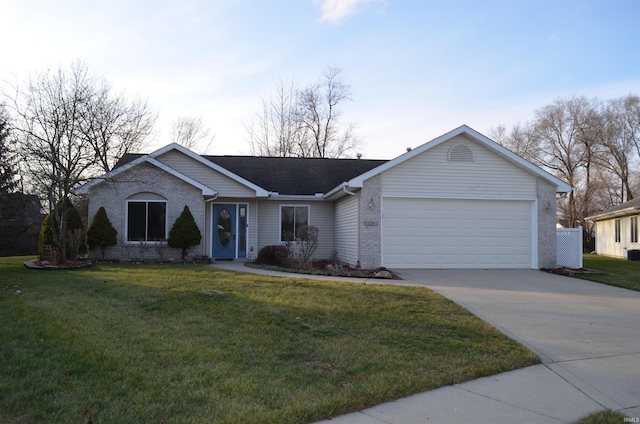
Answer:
[127,200,167,242]
[281,206,309,242]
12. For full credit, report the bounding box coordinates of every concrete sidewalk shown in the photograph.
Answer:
[211,261,640,423]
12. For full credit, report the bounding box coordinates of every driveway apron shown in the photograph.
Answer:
[394,269,640,417]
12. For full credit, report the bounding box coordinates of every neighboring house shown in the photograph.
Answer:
[586,198,640,259]
[76,125,572,269]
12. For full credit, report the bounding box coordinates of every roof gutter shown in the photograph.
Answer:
[321,182,360,200]
[203,194,219,204]
[266,193,327,201]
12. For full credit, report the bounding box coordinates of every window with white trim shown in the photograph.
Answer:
[281,206,309,242]
[127,199,167,242]
[614,218,621,243]
[631,216,638,243]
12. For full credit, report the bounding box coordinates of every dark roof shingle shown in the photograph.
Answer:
[588,197,640,220]
[114,153,387,195]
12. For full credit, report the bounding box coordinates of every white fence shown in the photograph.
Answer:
[557,226,583,269]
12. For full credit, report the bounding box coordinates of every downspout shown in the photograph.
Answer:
[342,186,357,196]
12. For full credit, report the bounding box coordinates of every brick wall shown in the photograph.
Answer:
[537,177,558,268]
[87,162,206,261]
[358,175,382,269]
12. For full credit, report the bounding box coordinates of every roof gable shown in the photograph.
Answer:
[76,155,216,196]
[347,125,573,193]
[151,144,270,196]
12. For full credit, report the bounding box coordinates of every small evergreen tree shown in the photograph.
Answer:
[39,198,87,261]
[168,205,202,260]
[87,207,118,259]
[65,199,87,257]
[38,213,55,258]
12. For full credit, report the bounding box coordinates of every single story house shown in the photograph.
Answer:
[76,125,572,269]
[586,198,640,259]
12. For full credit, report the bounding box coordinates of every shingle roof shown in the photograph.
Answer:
[587,197,640,220]
[114,153,387,195]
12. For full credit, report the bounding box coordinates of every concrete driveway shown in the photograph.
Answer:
[212,262,640,422]
[394,269,640,416]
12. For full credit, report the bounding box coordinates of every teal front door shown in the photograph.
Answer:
[212,204,236,258]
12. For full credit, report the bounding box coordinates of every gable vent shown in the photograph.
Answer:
[448,144,474,162]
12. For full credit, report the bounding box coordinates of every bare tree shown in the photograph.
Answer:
[531,96,605,228]
[246,78,305,157]
[82,83,156,173]
[491,94,640,239]
[0,103,18,193]
[245,67,361,158]
[3,61,156,261]
[597,96,638,203]
[618,94,640,159]
[489,121,540,163]
[297,67,360,158]
[170,115,214,154]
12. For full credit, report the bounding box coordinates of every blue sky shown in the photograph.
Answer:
[1,0,639,159]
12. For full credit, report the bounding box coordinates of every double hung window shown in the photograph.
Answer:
[614,218,621,243]
[631,216,638,244]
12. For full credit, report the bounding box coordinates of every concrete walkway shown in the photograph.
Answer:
[211,262,640,423]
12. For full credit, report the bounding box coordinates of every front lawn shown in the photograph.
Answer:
[581,254,640,292]
[0,257,539,423]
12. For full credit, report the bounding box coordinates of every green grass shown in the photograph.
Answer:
[0,256,539,424]
[573,409,630,424]
[581,254,640,292]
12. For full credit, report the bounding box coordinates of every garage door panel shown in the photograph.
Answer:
[383,198,533,268]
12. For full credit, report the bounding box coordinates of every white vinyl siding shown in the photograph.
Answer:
[157,150,256,197]
[381,135,538,199]
[334,194,359,265]
[383,198,533,268]
[257,200,334,260]
[280,205,310,242]
[595,216,640,259]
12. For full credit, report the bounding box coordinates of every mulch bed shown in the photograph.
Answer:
[540,267,601,277]
[24,259,93,270]
[247,260,402,280]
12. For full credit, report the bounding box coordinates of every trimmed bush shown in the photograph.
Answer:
[168,205,202,260]
[87,207,118,259]
[256,245,290,268]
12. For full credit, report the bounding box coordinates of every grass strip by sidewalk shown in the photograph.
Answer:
[0,257,539,424]
[581,254,640,292]
[573,409,630,424]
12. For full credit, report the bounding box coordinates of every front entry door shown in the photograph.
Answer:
[212,204,236,258]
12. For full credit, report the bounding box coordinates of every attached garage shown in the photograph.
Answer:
[382,198,534,268]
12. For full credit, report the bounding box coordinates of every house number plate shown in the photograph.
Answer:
[364,221,379,227]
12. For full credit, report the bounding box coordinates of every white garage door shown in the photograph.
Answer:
[383,198,533,268]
